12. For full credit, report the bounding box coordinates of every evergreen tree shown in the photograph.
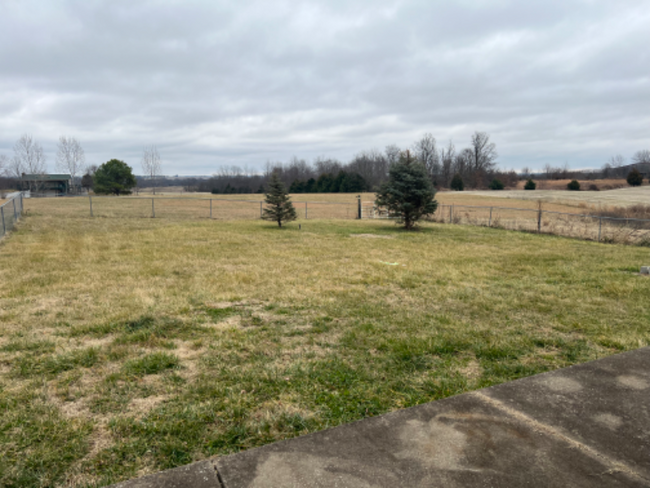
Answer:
[375,151,438,230]
[524,179,536,190]
[94,159,137,195]
[450,173,464,191]
[262,172,297,227]
[489,179,505,190]
[627,168,643,187]
[567,180,580,191]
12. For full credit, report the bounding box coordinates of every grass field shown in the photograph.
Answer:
[1,203,650,487]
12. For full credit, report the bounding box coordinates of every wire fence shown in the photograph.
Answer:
[36,195,360,221]
[0,192,24,241]
[15,194,650,246]
[363,202,650,245]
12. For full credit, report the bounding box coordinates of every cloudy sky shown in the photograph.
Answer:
[1,0,648,175]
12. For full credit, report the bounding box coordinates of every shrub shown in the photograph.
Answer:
[588,184,600,191]
[524,179,536,190]
[450,173,464,191]
[627,168,643,187]
[567,180,581,191]
[489,179,505,190]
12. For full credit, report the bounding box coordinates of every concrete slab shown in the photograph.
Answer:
[110,348,650,488]
[483,346,650,479]
[110,460,219,488]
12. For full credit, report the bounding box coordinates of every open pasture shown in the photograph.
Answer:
[1,203,649,486]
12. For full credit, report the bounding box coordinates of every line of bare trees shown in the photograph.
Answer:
[190,131,510,194]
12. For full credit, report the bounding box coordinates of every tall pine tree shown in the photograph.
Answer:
[262,172,297,227]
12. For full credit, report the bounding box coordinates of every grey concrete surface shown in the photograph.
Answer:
[110,460,219,488]
[111,347,650,488]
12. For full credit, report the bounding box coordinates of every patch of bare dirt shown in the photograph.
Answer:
[351,234,394,239]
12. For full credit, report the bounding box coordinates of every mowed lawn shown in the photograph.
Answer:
[1,205,649,487]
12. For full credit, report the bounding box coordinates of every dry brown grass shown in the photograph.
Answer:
[1,197,649,486]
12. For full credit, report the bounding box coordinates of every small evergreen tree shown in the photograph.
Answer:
[489,179,505,190]
[627,168,643,187]
[450,173,464,191]
[375,151,438,230]
[567,179,581,191]
[262,172,297,227]
[524,179,536,190]
[94,159,137,195]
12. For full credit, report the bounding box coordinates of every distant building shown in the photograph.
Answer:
[20,174,72,194]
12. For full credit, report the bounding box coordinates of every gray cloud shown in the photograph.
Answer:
[0,0,648,174]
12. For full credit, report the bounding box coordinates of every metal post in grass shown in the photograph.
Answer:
[598,217,602,242]
[152,198,155,218]
[13,198,17,220]
[357,195,362,219]
[489,207,493,227]
[537,202,542,233]
[89,195,93,217]
[305,202,308,219]
[210,199,212,219]
[260,201,263,218]
[1,206,5,236]
[449,205,453,224]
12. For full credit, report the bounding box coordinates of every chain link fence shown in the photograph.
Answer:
[15,194,650,246]
[32,195,360,221]
[0,192,24,241]
[362,202,650,245]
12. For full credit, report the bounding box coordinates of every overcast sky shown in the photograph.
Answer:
[1,0,648,175]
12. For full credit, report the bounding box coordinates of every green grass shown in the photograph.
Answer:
[0,206,649,486]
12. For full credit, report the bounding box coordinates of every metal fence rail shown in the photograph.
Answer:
[0,192,24,241]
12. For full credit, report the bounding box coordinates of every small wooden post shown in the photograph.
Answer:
[260,201,263,218]
[537,201,542,233]
[13,199,17,220]
[210,199,213,219]
[357,195,362,219]
[152,198,155,218]
[89,195,93,217]
[305,202,308,219]
[449,205,453,223]
[1,207,5,236]
[598,217,602,242]
[489,207,493,227]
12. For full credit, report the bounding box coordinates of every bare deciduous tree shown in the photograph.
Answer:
[468,132,497,187]
[385,145,401,166]
[440,140,455,187]
[0,154,7,176]
[12,134,47,191]
[56,136,86,193]
[413,133,440,183]
[632,150,650,165]
[141,146,162,195]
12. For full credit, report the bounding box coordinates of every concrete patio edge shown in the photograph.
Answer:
[110,347,650,488]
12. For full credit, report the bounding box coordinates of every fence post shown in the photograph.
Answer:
[449,205,453,224]
[489,207,493,227]
[152,198,155,218]
[357,195,362,219]
[305,202,308,219]
[89,195,93,217]
[260,201,263,219]
[210,199,212,219]
[598,217,602,242]
[537,204,542,233]
[1,207,5,236]
[13,198,17,220]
